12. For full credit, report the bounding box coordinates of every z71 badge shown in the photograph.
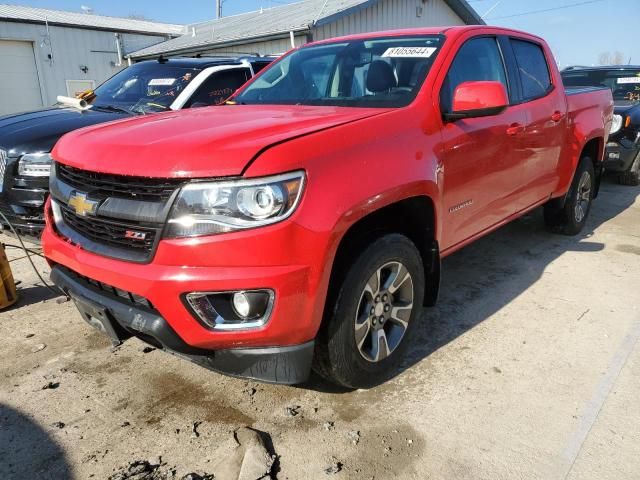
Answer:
[125,230,148,241]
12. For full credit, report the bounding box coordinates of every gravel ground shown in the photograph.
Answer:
[1,177,638,480]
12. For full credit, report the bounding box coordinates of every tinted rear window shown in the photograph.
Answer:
[511,39,551,100]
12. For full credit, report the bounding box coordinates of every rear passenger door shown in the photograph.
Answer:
[438,36,529,250]
[507,37,568,208]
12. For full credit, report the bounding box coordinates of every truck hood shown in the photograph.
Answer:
[53,105,391,178]
[0,106,128,156]
[613,100,640,115]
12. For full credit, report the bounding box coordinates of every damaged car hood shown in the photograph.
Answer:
[53,105,391,178]
[0,107,129,155]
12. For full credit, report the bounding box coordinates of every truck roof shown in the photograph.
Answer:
[137,56,276,69]
[306,25,546,47]
[562,65,640,72]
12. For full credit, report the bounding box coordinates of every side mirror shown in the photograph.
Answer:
[443,81,508,122]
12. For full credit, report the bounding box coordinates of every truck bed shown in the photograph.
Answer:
[565,86,610,96]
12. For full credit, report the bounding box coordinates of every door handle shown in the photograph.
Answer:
[551,111,564,122]
[506,123,525,136]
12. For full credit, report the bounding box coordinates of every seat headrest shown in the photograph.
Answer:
[367,60,397,93]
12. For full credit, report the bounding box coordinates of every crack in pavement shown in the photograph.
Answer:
[561,317,640,479]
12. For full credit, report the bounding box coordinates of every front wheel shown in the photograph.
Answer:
[544,157,595,236]
[313,234,425,389]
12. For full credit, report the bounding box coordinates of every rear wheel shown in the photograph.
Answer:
[618,152,640,186]
[314,234,425,389]
[544,156,595,236]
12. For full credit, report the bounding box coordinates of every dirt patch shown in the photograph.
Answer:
[331,423,424,479]
[138,372,256,426]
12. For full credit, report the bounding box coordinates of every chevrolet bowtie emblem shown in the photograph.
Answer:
[68,192,98,217]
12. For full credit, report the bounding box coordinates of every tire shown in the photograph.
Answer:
[313,234,425,389]
[543,156,595,236]
[618,151,640,186]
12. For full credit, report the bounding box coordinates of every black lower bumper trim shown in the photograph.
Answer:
[178,342,315,385]
[50,266,314,385]
[604,140,640,173]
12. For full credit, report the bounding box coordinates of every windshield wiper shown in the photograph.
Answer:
[92,105,132,115]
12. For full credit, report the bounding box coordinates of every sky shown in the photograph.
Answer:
[3,0,638,67]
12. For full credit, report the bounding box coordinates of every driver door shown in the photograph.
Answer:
[439,36,528,251]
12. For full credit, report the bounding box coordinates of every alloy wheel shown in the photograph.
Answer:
[354,261,414,363]
[574,170,592,223]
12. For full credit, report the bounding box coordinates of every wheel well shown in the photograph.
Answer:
[582,137,603,196]
[582,137,602,164]
[323,196,439,327]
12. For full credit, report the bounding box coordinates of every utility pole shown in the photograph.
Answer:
[216,0,222,18]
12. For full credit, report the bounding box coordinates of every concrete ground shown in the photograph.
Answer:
[0,177,638,480]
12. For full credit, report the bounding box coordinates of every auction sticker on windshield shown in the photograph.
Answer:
[148,78,176,86]
[382,47,437,58]
[617,77,640,84]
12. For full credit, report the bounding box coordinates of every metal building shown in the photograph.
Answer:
[129,0,483,61]
[0,5,184,115]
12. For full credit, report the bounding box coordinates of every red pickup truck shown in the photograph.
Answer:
[43,26,613,388]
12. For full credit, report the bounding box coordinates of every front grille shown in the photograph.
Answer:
[56,163,183,202]
[63,266,155,310]
[0,149,7,193]
[59,203,158,254]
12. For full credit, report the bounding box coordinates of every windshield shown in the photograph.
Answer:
[91,63,202,114]
[562,69,640,103]
[234,35,443,108]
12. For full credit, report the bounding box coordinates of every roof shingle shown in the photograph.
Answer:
[130,0,482,59]
[0,4,185,35]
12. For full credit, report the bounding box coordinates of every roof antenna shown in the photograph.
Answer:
[158,54,168,63]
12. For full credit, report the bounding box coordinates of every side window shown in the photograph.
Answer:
[250,61,272,74]
[441,37,508,112]
[186,69,251,107]
[511,39,551,101]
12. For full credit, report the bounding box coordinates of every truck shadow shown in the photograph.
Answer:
[12,285,62,308]
[0,404,72,479]
[305,178,639,392]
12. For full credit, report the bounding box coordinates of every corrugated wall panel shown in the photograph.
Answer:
[313,0,464,41]
[121,33,171,55]
[0,20,167,108]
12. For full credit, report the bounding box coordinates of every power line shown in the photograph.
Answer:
[487,0,605,20]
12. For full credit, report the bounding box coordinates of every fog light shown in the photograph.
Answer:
[185,289,274,330]
[232,292,251,318]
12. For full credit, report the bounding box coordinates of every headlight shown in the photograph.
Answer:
[166,171,305,237]
[19,153,52,177]
[610,114,623,134]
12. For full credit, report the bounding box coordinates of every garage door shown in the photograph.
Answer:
[0,40,43,115]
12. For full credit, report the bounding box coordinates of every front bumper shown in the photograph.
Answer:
[42,187,336,381]
[51,265,314,384]
[0,156,48,236]
[604,137,640,173]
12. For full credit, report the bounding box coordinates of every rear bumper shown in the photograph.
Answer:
[51,265,314,384]
[604,138,640,173]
